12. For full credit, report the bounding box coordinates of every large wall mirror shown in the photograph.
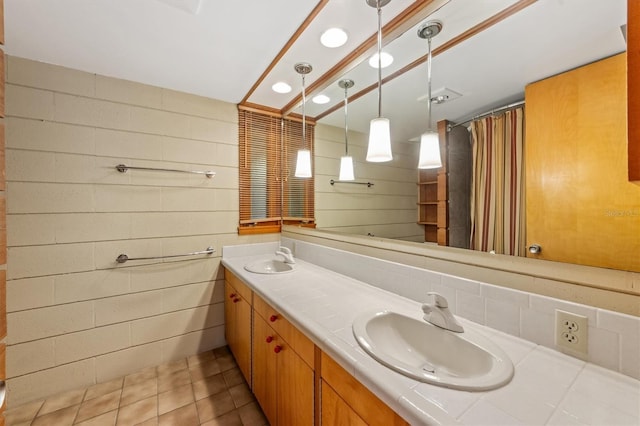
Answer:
[308,0,639,278]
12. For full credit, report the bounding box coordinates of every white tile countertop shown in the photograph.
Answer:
[222,243,640,425]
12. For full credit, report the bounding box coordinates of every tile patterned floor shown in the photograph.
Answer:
[5,346,269,426]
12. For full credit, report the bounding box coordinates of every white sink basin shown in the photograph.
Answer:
[244,259,294,274]
[352,310,514,391]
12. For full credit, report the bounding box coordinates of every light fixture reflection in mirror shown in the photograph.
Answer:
[294,62,313,178]
[417,20,443,169]
[368,51,394,68]
[338,78,355,181]
[418,131,441,169]
[366,0,393,163]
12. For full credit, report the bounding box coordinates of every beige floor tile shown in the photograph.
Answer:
[116,396,157,426]
[6,346,268,426]
[212,346,231,359]
[4,399,44,424]
[31,404,80,426]
[187,350,215,367]
[237,402,269,426]
[123,366,157,387]
[157,383,194,416]
[200,409,243,426]
[156,358,187,377]
[158,403,199,426]
[192,374,227,401]
[214,353,237,372]
[157,368,191,394]
[221,368,245,388]
[189,358,221,382]
[85,378,124,401]
[121,377,158,407]
[135,417,159,425]
[75,389,122,423]
[195,391,235,423]
[39,388,85,415]
[74,409,118,426]
[228,383,254,408]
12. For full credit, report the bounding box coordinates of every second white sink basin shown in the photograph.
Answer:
[244,259,294,274]
[352,310,514,391]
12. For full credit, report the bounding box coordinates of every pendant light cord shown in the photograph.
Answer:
[344,85,349,155]
[427,35,433,130]
[302,73,306,149]
[376,1,383,118]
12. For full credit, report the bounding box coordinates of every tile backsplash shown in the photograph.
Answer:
[285,238,640,380]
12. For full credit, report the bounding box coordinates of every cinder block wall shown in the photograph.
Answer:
[4,56,276,407]
[314,124,423,242]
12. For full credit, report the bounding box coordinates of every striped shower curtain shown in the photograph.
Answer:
[470,107,526,256]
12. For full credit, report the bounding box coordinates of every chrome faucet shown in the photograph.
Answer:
[421,292,464,333]
[275,246,295,264]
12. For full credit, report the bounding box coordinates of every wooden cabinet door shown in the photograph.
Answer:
[276,342,314,426]
[252,314,277,425]
[320,352,408,426]
[525,53,640,272]
[235,295,252,384]
[321,381,367,426]
[224,282,237,353]
[225,280,252,384]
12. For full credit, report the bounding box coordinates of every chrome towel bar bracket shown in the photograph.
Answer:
[116,164,215,178]
[116,246,215,264]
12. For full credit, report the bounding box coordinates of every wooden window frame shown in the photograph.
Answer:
[238,108,316,235]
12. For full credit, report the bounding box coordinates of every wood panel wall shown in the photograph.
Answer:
[629,0,639,182]
[0,0,7,420]
[0,0,6,421]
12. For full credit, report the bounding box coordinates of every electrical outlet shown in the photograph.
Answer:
[555,310,588,357]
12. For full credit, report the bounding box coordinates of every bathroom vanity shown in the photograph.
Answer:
[222,242,640,425]
[224,267,408,425]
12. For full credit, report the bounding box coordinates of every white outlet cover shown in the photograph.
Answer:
[555,310,588,358]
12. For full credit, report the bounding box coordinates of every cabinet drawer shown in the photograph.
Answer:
[254,294,315,369]
[320,351,408,426]
[224,269,252,304]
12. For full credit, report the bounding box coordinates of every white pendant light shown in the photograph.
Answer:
[294,62,313,178]
[419,131,441,168]
[339,156,355,181]
[417,20,443,169]
[366,0,393,163]
[295,149,312,178]
[338,79,355,181]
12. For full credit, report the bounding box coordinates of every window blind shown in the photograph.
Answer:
[238,108,315,234]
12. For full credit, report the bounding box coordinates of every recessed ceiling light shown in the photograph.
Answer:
[368,51,394,69]
[321,28,348,48]
[312,94,330,104]
[272,82,292,94]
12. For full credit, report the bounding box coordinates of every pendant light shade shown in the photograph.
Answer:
[339,156,355,180]
[367,118,392,162]
[418,131,442,169]
[294,62,313,178]
[366,0,393,163]
[295,149,312,178]
[417,20,443,169]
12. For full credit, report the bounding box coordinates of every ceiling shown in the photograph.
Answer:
[6,0,627,144]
